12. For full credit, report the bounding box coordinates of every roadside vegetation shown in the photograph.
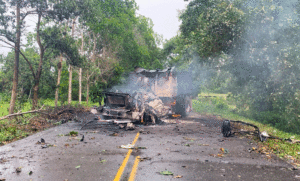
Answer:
[0,99,96,145]
[193,93,300,167]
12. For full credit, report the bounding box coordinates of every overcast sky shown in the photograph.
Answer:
[0,0,188,55]
[135,0,188,41]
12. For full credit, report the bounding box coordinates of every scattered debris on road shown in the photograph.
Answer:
[222,119,300,144]
[134,147,147,149]
[174,175,183,178]
[15,167,21,173]
[183,137,194,141]
[0,158,7,163]
[75,165,81,169]
[220,147,229,154]
[138,157,151,161]
[126,122,135,130]
[80,135,84,141]
[99,158,106,164]
[109,133,118,136]
[120,144,134,149]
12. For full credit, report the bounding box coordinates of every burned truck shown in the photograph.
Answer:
[101,67,193,123]
[130,67,193,117]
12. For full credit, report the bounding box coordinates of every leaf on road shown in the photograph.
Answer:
[174,175,183,178]
[68,131,78,137]
[75,165,81,169]
[109,133,118,136]
[100,159,106,164]
[220,148,229,154]
[160,171,173,175]
[183,137,194,141]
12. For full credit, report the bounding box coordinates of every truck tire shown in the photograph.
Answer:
[175,96,187,117]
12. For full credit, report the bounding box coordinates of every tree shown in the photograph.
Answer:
[179,0,245,60]
[0,0,31,113]
[177,0,300,133]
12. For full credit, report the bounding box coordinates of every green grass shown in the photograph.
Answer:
[42,99,98,108]
[198,92,228,99]
[0,102,10,117]
[0,99,98,117]
[193,93,300,164]
[0,118,31,145]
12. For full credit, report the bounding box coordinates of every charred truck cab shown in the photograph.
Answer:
[102,92,131,119]
[101,67,192,124]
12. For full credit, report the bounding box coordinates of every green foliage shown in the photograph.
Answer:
[193,96,230,114]
[0,119,29,145]
[40,26,83,67]
[84,0,163,72]
[68,131,78,136]
[175,0,300,135]
[179,0,245,59]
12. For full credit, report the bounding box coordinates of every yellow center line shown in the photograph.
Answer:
[113,132,140,181]
[128,156,140,181]
[131,132,140,145]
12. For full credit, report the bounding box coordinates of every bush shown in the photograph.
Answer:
[0,93,10,103]
[212,97,229,110]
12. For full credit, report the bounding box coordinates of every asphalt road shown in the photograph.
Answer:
[0,112,299,181]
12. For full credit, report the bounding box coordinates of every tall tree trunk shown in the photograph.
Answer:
[68,18,76,105]
[79,30,84,104]
[68,65,72,105]
[32,13,44,109]
[55,55,63,107]
[86,79,89,105]
[32,81,39,108]
[9,2,21,114]
[79,68,82,104]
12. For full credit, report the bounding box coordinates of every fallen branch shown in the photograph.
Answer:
[0,106,47,121]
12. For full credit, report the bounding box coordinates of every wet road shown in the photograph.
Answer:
[0,112,299,181]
